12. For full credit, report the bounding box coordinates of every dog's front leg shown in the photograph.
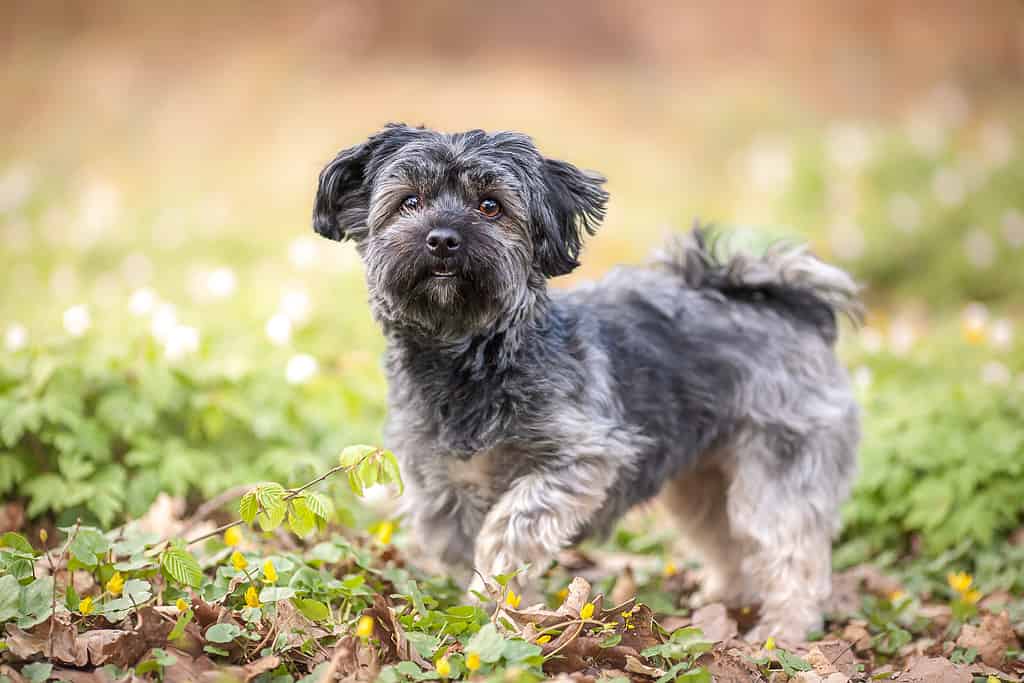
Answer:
[470,455,618,597]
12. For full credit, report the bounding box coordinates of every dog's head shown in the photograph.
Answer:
[312,124,608,338]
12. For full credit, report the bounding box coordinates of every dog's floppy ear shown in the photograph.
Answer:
[532,158,609,277]
[313,124,418,242]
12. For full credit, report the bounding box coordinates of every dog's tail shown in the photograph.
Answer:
[653,225,863,344]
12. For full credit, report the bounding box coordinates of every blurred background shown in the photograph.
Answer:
[1,2,1023,580]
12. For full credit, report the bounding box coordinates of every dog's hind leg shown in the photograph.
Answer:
[726,426,856,643]
[658,461,756,608]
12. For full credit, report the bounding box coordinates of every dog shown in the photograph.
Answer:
[311,124,861,641]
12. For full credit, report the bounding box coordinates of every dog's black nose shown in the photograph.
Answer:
[426,227,461,258]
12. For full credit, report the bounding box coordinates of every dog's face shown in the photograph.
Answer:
[312,125,608,338]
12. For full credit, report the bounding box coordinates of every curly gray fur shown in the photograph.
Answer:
[312,124,861,641]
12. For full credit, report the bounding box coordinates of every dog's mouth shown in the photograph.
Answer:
[430,267,458,279]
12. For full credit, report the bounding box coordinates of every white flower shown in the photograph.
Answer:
[1002,209,1024,248]
[852,366,872,391]
[289,237,319,270]
[962,302,989,327]
[887,194,921,233]
[151,303,178,342]
[826,123,873,172]
[265,313,293,346]
[120,252,153,286]
[964,229,996,269]
[4,323,27,352]
[206,267,237,299]
[129,288,157,316]
[164,325,200,361]
[286,354,318,385]
[979,121,1014,168]
[744,138,793,195]
[888,319,916,355]
[981,361,1011,386]
[0,165,34,214]
[280,289,311,324]
[932,167,966,207]
[860,327,884,354]
[828,217,865,261]
[990,319,1014,349]
[62,305,91,337]
[906,112,945,156]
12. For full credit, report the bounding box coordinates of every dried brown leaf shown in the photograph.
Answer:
[894,656,972,682]
[955,611,1020,667]
[690,603,738,643]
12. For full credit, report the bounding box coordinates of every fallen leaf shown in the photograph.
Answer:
[363,594,429,667]
[894,656,972,683]
[624,655,664,678]
[955,611,1019,667]
[840,622,871,652]
[697,646,765,682]
[690,603,738,643]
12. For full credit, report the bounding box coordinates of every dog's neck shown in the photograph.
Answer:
[381,286,570,456]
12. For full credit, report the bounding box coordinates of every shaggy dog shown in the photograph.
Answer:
[312,124,861,640]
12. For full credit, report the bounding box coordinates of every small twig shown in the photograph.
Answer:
[542,620,586,661]
[181,484,257,533]
[49,520,80,654]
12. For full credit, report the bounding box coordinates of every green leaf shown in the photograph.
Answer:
[67,527,110,567]
[287,498,316,537]
[347,470,364,497]
[339,444,378,468]
[0,575,20,621]
[599,633,622,648]
[466,623,506,663]
[18,576,54,628]
[380,450,404,495]
[255,483,287,531]
[258,586,296,603]
[0,532,34,554]
[293,598,330,622]
[500,638,542,664]
[21,662,53,683]
[161,547,203,588]
[205,623,244,644]
[0,453,29,495]
[304,492,333,521]
[403,631,440,659]
[777,650,812,675]
[239,491,259,524]
[168,610,194,642]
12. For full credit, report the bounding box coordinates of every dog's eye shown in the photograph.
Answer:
[401,195,421,212]
[478,198,501,218]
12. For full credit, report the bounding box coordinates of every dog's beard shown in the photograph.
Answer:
[368,248,521,339]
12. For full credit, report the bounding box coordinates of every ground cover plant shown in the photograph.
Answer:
[2,22,1024,680]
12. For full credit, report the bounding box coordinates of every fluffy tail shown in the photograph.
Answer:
[653,226,863,344]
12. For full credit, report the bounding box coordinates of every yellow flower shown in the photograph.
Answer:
[963,589,982,605]
[106,571,124,597]
[555,588,568,602]
[764,637,776,652]
[356,615,375,639]
[38,528,48,544]
[435,657,451,678]
[505,590,521,609]
[465,652,481,672]
[231,551,248,571]
[663,561,678,577]
[245,585,260,608]
[536,635,551,644]
[962,319,986,345]
[223,526,243,547]
[175,598,189,613]
[263,559,278,584]
[79,596,94,615]
[987,676,1000,683]
[888,590,905,603]
[947,572,973,594]
[375,520,395,546]
[580,602,595,620]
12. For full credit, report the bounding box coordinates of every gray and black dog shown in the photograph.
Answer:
[312,124,861,640]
